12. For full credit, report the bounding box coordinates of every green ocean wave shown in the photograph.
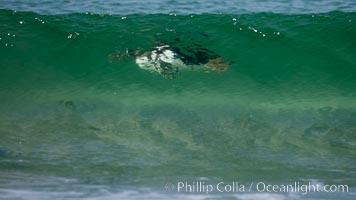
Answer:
[0,9,356,199]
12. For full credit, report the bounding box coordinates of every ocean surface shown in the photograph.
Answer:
[0,0,356,199]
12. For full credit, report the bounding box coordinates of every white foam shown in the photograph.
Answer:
[236,193,299,200]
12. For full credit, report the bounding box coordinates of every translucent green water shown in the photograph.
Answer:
[0,9,356,199]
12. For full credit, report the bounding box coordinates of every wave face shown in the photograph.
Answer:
[0,8,356,200]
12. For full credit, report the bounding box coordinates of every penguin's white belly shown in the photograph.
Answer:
[135,48,188,74]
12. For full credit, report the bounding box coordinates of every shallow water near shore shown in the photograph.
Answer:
[0,1,356,199]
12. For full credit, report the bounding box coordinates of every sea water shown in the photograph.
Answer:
[0,0,356,199]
